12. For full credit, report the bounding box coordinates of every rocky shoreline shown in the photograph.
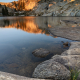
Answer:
[0,71,52,80]
[32,42,80,80]
[32,18,80,80]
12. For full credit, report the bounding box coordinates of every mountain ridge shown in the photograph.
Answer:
[0,0,80,16]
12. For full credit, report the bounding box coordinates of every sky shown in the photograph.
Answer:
[0,0,18,2]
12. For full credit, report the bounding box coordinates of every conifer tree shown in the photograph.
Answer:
[2,6,9,16]
[2,8,5,16]
[5,6,8,16]
[0,4,1,7]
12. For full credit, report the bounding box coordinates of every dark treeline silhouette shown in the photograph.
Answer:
[0,4,1,7]
[2,6,8,16]
[3,20,10,27]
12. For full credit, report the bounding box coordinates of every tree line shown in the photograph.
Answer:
[2,6,9,16]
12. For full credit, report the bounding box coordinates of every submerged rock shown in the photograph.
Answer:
[32,48,50,58]
[63,42,69,46]
[61,41,70,48]
[32,61,70,80]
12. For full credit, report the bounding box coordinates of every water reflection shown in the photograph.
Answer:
[0,17,49,35]
[0,17,76,77]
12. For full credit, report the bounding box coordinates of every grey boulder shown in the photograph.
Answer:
[32,60,70,80]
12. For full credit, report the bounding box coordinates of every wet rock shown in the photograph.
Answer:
[32,48,50,58]
[32,61,70,80]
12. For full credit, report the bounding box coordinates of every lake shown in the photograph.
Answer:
[0,17,75,77]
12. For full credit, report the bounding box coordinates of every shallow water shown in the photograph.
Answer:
[0,17,76,77]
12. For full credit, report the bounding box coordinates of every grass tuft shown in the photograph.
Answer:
[69,68,80,80]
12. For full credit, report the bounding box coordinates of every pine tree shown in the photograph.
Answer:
[5,6,8,16]
[2,8,5,16]
[18,0,25,11]
[2,6,9,16]
[0,4,1,7]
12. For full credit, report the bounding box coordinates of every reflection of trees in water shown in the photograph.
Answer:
[39,27,49,35]
[3,20,10,27]
[1,19,49,35]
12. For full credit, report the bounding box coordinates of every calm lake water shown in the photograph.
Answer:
[0,17,76,77]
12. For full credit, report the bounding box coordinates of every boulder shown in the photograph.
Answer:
[52,54,80,70]
[52,42,80,69]
[32,48,50,58]
[32,61,70,80]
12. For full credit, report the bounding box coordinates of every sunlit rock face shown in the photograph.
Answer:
[0,0,40,11]
[0,0,76,11]
[33,0,80,16]
[21,0,40,10]
[0,0,80,16]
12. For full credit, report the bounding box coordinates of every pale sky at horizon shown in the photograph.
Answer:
[0,0,18,2]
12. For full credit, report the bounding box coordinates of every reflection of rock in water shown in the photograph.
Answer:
[48,18,80,41]
[0,17,49,35]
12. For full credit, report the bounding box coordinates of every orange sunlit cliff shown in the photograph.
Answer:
[0,0,76,11]
[0,0,40,11]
